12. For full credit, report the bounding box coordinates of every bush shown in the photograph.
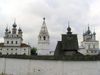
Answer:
[23,53,26,55]
[0,52,2,55]
[31,47,37,55]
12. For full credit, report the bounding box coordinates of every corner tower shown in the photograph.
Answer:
[37,18,50,55]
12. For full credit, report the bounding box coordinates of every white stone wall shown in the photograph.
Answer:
[4,38,22,46]
[79,41,99,55]
[0,58,99,75]
[78,48,86,55]
[37,43,50,55]
[0,47,30,55]
[78,49,99,55]
[82,41,99,49]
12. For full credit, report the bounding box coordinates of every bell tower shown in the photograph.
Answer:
[37,18,50,55]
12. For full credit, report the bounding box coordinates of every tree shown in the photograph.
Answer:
[31,47,37,55]
[0,52,2,55]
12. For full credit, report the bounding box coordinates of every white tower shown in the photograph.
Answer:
[37,18,50,55]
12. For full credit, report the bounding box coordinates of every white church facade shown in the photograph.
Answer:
[78,25,100,55]
[0,21,30,55]
[37,18,50,55]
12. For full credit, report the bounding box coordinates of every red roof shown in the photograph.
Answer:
[0,43,4,47]
[0,43,30,47]
[21,43,30,47]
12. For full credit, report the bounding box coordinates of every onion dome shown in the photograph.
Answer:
[67,22,72,35]
[18,28,22,32]
[67,25,71,32]
[93,32,96,35]
[87,24,91,34]
[8,30,11,34]
[82,30,85,36]
[83,33,85,36]
[92,29,96,35]
[87,30,91,34]
[12,20,17,28]
[43,17,45,20]
[5,27,8,32]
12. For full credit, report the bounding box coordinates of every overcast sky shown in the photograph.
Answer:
[0,0,100,51]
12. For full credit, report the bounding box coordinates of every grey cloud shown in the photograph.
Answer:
[0,0,100,50]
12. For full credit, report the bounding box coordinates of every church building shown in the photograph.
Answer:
[37,18,50,55]
[0,20,30,55]
[78,25,100,55]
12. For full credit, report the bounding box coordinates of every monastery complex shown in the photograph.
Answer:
[0,18,100,56]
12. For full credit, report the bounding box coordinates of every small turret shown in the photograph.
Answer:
[18,27,23,37]
[5,26,8,37]
[5,26,8,32]
[92,29,96,40]
[12,19,17,28]
[67,22,72,35]
[12,20,17,34]
[83,30,85,41]
[87,24,91,35]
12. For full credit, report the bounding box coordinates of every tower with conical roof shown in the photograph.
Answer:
[37,18,50,55]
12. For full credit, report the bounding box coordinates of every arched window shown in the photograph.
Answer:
[7,41,9,44]
[43,36,46,40]
[11,41,13,44]
[16,41,17,44]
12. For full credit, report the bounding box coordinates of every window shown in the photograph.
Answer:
[16,41,17,44]
[11,49,13,50]
[7,41,9,44]
[0,49,2,50]
[16,49,17,50]
[43,36,46,40]
[11,41,13,44]
[7,53,8,55]
[95,51,97,53]
[24,49,26,50]
[7,49,9,50]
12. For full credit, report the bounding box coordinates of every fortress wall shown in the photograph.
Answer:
[0,57,99,75]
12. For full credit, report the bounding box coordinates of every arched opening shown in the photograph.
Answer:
[43,36,46,40]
